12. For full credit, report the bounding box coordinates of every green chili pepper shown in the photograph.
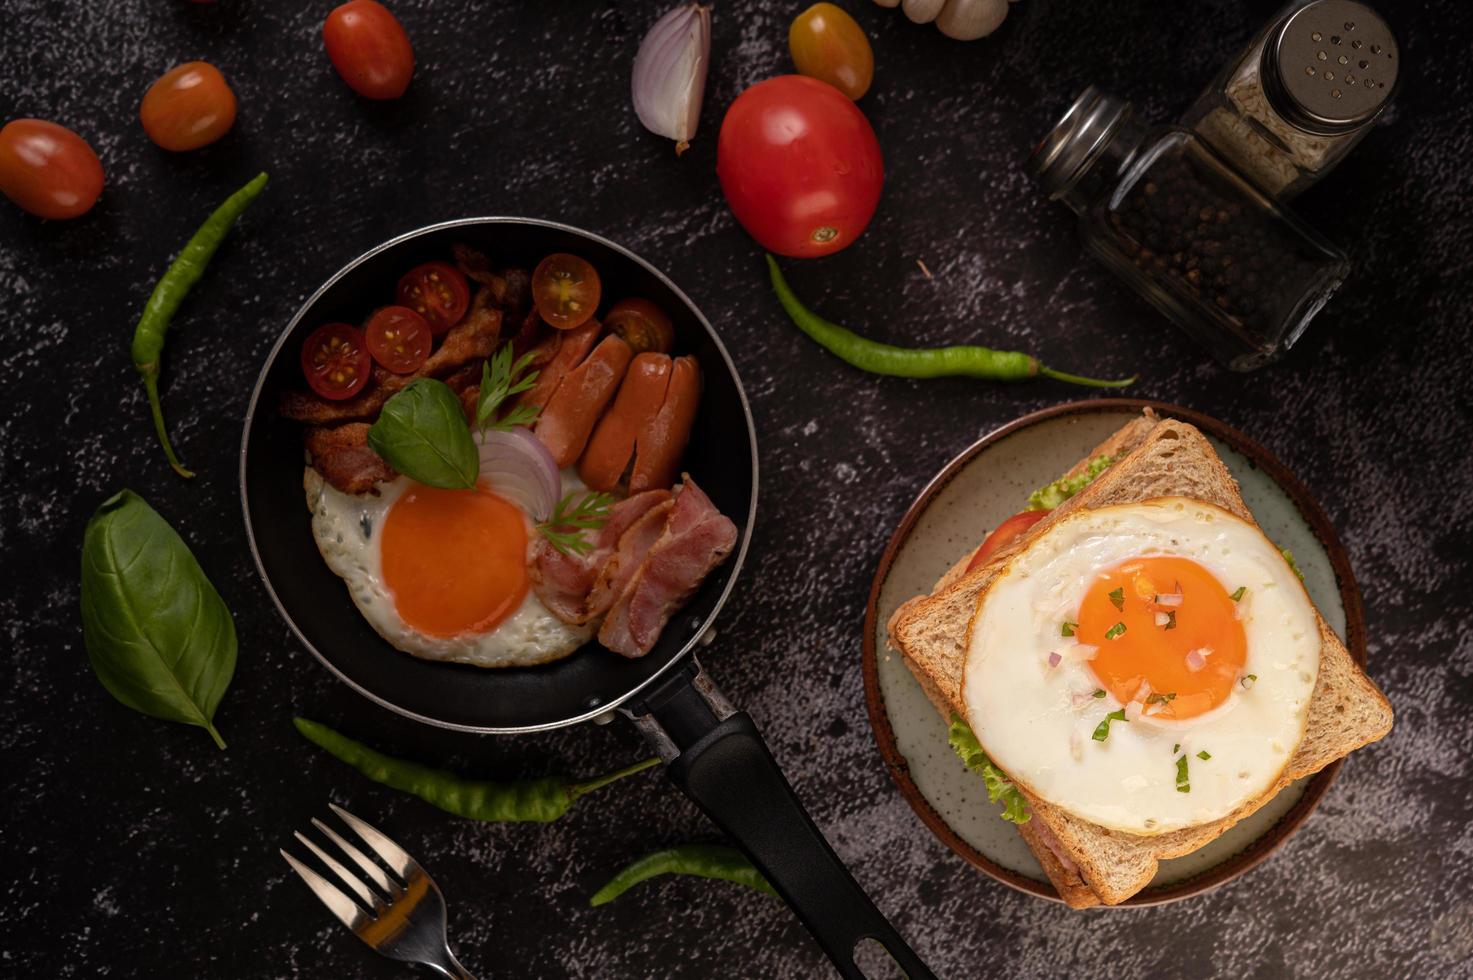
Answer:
[589,844,778,907]
[293,718,658,823]
[132,172,269,478]
[766,254,1135,389]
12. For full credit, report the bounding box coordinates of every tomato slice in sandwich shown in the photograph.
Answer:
[966,510,1050,572]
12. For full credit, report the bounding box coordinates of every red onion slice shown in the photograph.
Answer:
[631,3,711,152]
[477,427,560,522]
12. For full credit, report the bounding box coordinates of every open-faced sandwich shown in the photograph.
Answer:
[279,246,736,669]
[886,410,1393,907]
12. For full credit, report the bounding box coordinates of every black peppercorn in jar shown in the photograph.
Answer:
[1029,87,1349,371]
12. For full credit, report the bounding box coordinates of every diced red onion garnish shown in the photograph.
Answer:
[476,427,560,521]
[1154,611,1171,627]
[1133,681,1151,703]
[1071,691,1093,709]
[1154,591,1184,607]
[631,3,711,153]
[1047,651,1063,668]
[1124,700,1143,722]
[1185,646,1213,672]
[1063,643,1099,662]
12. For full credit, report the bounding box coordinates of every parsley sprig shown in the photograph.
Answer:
[476,344,541,435]
[537,490,616,556]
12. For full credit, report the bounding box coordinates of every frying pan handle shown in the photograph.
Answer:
[627,661,936,980]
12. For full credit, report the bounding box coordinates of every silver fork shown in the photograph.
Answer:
[280,803,478,980]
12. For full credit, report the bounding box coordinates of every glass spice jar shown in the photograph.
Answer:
[1028,87,1350,371]
[1181,0,1399,200]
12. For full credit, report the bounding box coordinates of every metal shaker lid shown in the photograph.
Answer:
[1264,0,1398,134]
[1028,86,1135,202]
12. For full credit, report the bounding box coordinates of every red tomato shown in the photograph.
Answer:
[396,261,469,335]
[301,323,371,400]
[0,119,104,220]
[139,61,237,152]
[716,75,883,258]
[323,0,415,100]
[605,298,674,354]
[364,306,432,374]
[966,510,1050,572]
[531,253,601,330]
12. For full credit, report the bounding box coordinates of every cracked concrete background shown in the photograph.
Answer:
[2,0,1469,977]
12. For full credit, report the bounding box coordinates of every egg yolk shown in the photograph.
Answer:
[1077,556,1246,720]
[380,483,528,638]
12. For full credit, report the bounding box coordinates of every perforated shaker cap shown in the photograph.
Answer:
[1264,0,1399,134]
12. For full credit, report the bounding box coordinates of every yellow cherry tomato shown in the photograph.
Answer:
[788,3,874,101]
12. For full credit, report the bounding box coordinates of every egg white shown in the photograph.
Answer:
[962,497,1320,835]
[304,468,594,668]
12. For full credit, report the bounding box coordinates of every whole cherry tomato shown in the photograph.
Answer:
[301,323,371,400]
[0,119,104,220]
[531,253,601,330]
[140,61,238,152]
[364,306,432,374]
[966,510,1050,572]
[396,261,469,335]
[789,3,874,100]
[717,75,883,258]
[323,0,415,100]
[605,298,674,354]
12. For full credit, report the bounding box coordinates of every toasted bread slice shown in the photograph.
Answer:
[888,413,1393,906]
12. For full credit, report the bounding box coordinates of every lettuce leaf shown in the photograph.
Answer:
[948,714,1030,824]
[1026,455,1115,511]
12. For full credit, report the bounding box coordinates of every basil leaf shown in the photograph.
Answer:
[79,490,236,749]
[367,378,479,489]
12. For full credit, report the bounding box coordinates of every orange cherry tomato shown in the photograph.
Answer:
[604,298,674,354]
[323,0,415,100]
[139,61,238,152]
[0,119,103,220]
[396,261,469,335]
[301,323,371,400]
[966,510,1050,572]
[532,254,601,330]
[364,305,432,374]
[788,3,874,101]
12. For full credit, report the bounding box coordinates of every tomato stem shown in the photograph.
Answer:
[140,365,194,479]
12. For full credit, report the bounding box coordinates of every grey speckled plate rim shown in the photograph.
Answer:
[861,398,1368,908]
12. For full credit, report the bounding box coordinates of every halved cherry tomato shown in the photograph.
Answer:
[139,61,237,152]
[396,261,469,335]
[717,75,883,258]
[0,119,104,220]
[301,322,371,400]
[966,510,1050,572]
[364,305,431,374]
[604,298,674,354]
[532,253,601,330]
[789,3,874,101]
[323,0,415,100]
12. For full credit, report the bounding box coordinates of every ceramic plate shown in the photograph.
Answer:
[862,400,1366,906]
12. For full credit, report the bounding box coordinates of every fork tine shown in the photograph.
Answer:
[311,818,399,895]
[280,848,372,933]
[330,804,422,880]
[294,831,382,909]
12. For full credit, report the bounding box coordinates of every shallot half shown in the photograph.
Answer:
[632,3,712,153]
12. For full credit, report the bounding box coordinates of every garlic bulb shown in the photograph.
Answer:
[877,0,1016,39]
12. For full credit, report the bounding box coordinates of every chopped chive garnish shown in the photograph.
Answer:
[1108,587,1125,611]
[1061,621,1078,637]
[1092,709,1126,741]
[1104,622,1127,640]
[1172,743,1180,753]
[1230,586,1247,602]
[1092,689,1106,698]
[1164,610,1177,631]
[1146,692,1176,705]
[1197,750,1212,761]
[1176,755,1190,793]
[1241,673,1258,689]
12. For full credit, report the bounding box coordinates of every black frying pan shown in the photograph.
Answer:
[241,218,935,980]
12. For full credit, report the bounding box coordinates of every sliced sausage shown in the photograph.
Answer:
[536,334,633,466]
[517,318,601,414]
[629,355,700,494]
[578,353,673,492]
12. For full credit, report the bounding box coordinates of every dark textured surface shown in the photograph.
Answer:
[2,0,1470,977]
